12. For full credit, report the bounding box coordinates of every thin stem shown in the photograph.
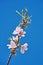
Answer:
[6,52,13,65]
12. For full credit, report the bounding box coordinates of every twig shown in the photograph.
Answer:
[6,52,13,65]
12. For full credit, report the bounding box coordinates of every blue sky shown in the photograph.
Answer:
[0,0,43,65]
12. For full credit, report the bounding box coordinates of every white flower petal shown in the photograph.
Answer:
[22,35,25,37]
[8,46,11,49]
[10,41,14,44]
[25,47,28,51]
[7,44,11,49]
[24,43,28,46]
[7,41,17,49]
[12,31,17,34]
[20,49,25,54]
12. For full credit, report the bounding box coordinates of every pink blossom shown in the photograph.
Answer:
[12,36,18,41]
[20,43,28,54]
[12,26,26,37]
[7,41,17,49]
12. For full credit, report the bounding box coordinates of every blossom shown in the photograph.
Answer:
[20,43,28,54]
[12,36,18,41]
[7,41,17,49]
[12,26,26,37]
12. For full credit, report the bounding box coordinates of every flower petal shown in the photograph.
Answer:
[12,36,18,41]
[7,44,11,49]
[12,31,17,34]
[12,26,26,37]
[20,43,28,54]
[7,41,17,49]
[20,48,25,54]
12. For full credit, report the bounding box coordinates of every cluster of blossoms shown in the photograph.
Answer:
[7,26,28,55]
[6,9,31,65]
[7,9,31,65]
[7,9,31,56]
